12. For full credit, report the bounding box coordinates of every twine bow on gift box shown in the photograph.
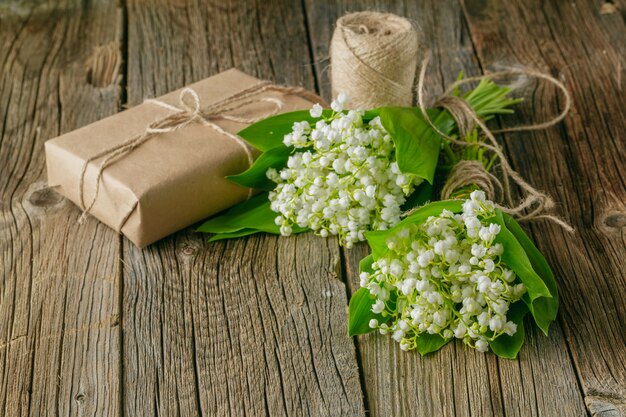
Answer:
[77,81,325,227]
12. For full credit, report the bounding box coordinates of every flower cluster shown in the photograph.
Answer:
[362,191,526,352]
[267,94,422,247]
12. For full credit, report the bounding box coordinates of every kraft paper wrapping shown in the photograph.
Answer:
[45,69,316,247]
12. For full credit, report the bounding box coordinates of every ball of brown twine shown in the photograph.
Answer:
[330,12,419,109]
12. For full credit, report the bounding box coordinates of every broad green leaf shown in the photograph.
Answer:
[199,193,307,241]
[379,107,452,184]
[492,210,551,301]
[489,301,527,359]
[238,110,329,152]
[197,193,279,234]
[363,229,391,261]
[401,199,464,225]
[359,254,375,274]
[503,214,558,335]
[228,145,292,190]
[491,211,554,335]
[208,228,262,242]
[365,200,464,260]
[208,226,306,242]
[348,287,383,336]
[414,333,450,356]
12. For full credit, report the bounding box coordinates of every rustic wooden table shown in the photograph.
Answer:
[1,0,625,416]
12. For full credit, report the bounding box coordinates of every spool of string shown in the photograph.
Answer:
[330,12,418,109]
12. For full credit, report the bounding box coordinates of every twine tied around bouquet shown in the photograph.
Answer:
[77,82,326,226]
[416,52,574,232]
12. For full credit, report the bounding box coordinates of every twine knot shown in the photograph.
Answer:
[440,160,501,201]
[433,95,476,139]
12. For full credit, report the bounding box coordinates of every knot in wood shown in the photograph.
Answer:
[28,186,64,208]
[603,213,626,229]
[178,243,199,257]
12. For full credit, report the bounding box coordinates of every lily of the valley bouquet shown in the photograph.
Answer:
[199,72,567,359]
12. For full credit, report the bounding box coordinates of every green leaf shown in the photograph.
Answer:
[207,228,262,242]
[503,214,558,335]
[363,229,393,261]
[414,333,450,356]
[359,254,375,274]
[401,199,464,225]
[379,107,451,184]
[492,210,551,301]
[348,287,382,336]
[208,226,307,242]
[197,193,280,234]
[198,193,308,241]
[227,145,292,190]
[489,301,527,359]
[238,110,328,152]
[491,210,556,335]
[365,200,464,260]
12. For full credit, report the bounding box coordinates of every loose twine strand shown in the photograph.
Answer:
[416,52,574,232]
[77,82,326,228]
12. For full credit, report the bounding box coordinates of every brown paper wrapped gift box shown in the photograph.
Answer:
[45,69,317,247]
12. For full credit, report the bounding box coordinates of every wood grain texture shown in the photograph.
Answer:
[0,1,123,416]
[122,0,364,416]
[304,0,592,416]
[461,1,626,415]
[1,0,624,416]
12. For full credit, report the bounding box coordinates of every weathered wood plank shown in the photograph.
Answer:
[305,0,589,415]
[461,1,626,415]
[122,0,364,415]
[2,1,621,416]
[0,1,123,416]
